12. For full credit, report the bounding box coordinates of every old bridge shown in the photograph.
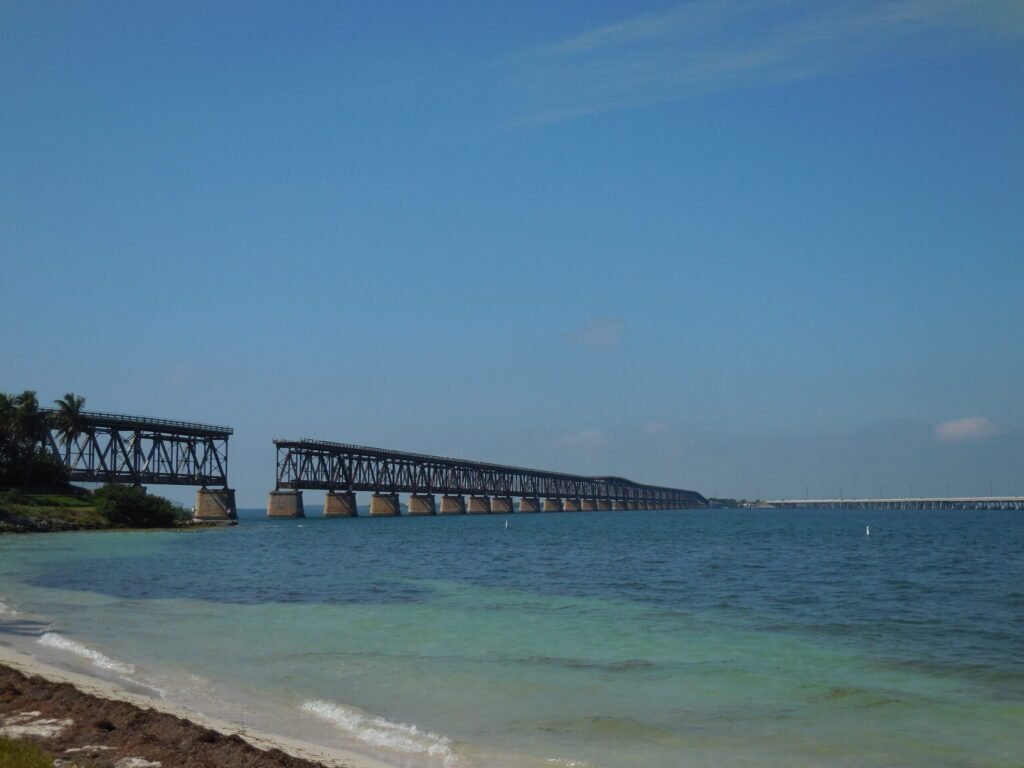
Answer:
[41,409,236,520]
[268,438,707,516]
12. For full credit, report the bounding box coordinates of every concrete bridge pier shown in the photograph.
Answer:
[325,490,358,517]
[581,499,597,511]
[267,489,305,518]
[543,498,563,512]
[613,501,628,510]
[370,492,400,516]
[490,496,514,513]
[194,487,237,521]
[519,497,540,513]
[563,498,581,512]
[597,499,612,511]
[467,495,491,514]
[408,494,436,515]
[440,495,466,514]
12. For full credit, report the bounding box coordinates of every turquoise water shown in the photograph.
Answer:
[1,508,1022,767]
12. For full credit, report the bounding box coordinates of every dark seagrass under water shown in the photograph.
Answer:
[2,508,1022,767]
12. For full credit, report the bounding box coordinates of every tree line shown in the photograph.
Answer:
[1,391,186,528]
[0,390,86,488]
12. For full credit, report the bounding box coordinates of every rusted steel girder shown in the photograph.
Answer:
[42,410,232,487]
[273,439,706,507]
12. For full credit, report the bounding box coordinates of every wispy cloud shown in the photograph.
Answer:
[512,0,1021,122]
[644,420,671,435]
[557,429,608,449]
[934,416,1000,442]
[564,317,623,348]
[168,364,189,387]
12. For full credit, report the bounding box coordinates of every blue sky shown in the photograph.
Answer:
[2,1,1022,506]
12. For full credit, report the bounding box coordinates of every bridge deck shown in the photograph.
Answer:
[769,497,1024,510]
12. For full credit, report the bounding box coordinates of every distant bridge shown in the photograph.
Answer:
[269,439,707,516]
[41,409,236,519]
[768,497,1024,511]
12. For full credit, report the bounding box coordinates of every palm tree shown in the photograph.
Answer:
[13,391,46,445]
[0,392,15,484]
[51,392,87,464]
[12,391,47,486]
[1,391,57,487]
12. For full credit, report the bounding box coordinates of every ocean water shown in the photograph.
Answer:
[1,508,1022,768]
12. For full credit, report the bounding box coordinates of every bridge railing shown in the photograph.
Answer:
[42,409,233,438]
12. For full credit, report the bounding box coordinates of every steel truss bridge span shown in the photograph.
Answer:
[273,438,707,507]
[42,409,232,488]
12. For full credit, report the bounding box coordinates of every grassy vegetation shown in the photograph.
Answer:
[1,490,108,528]
[0,736,52,768]
[14,493,92,508]
[1,487,190,530]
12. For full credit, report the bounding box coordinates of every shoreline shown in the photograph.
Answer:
[0,519,236,534]
[0,645,395,768]
[0,487,238,534]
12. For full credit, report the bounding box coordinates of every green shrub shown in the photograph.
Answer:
[0,737,52,768]
[93,484,180,528]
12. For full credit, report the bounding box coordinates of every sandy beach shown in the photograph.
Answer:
[0,645,395,768]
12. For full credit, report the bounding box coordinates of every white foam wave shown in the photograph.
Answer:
[301,699,458,766]
[0,600,19,616]
[38,632,135,675]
